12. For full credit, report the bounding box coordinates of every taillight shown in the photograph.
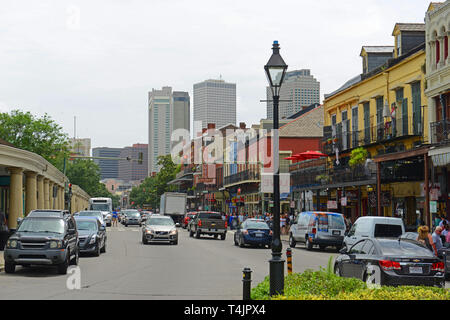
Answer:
[432,262,445,272]
[379,260,401,271]
[198,219,202,227]
[311,228,316,234]
[269,230,273,235]
[225,221,228,229]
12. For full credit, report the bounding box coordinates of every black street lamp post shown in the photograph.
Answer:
[264,40,288,296]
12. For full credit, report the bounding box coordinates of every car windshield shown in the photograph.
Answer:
[18,218,65,234]
[147,218,174,226]
[76,221,98,231]
[198,212,222,219]
[29,211,63,217]
[90,204,110,211]
[245,221,269,229]
[378,239,435,257]
[125,211,140,217]
[78,211,102,218]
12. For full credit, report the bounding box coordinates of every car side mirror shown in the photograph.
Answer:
[100,226,106,231]
[175,223,180,228]
[339,247,347,254]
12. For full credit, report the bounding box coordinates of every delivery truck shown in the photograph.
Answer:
[160,192,187,224]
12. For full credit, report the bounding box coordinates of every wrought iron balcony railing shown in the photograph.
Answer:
[430,119,450,145]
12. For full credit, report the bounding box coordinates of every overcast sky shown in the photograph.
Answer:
[0,0,432,149]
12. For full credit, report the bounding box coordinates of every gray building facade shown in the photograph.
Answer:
[92,147,123,180]
[266,69,320,120]
[193,79,236,133]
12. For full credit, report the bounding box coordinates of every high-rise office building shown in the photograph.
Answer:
[148,87,190,175]
[119,143,148,182]
[193,79,236,132]
[92,147,123,180]
[266,69,320,120]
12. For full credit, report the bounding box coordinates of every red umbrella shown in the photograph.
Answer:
[284,156,298,160]
[297,150,328,159]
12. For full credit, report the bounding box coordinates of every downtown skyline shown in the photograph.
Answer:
[0,0,432,150]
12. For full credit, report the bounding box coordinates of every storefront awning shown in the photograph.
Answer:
[429,146,450,167]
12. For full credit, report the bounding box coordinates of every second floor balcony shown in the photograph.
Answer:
[224,169,260,187]
[430,118,450,145]
[321,114,424,155]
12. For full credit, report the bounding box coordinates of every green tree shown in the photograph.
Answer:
[129,155,180,208]
[0,110,70,170]
[66,159,115,198]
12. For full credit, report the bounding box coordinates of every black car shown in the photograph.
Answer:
[334,238,445,288]
[234,219,272,248]
[74,217,106,256]
[4,214,79,274]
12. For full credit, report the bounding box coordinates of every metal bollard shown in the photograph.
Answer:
[242,267,252,300]
[286,248,292,275]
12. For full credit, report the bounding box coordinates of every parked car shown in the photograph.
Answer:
[334,238,445,288]
[142,215,179,245]
[182,212,197,229]
[188,211,227,240]
[102,212,112,227]
[289,211,346,251]
[77,210,106,228]
[343,216,405,250]
[3,214,79,274]
[74,217,107,256]
[122,209,142,227]
[234,219,272,248]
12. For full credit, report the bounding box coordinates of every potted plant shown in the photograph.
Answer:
[315,174,330,185]
[349,147,368,169]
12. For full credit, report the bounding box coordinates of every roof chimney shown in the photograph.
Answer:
[239,122,246,129]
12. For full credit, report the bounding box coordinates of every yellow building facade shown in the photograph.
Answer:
[321,23,433,230]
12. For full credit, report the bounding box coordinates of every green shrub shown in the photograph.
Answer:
[251,267,450,300]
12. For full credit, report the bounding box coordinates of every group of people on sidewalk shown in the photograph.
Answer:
[417,216,450,257]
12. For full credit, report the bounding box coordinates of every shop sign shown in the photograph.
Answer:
[430,201,437,213]
[327,200,338,209]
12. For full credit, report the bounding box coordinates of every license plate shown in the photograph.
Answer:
[255,233,263,237]
[409,267,422,274]
[332,230,341,235]
[210,229,216,232]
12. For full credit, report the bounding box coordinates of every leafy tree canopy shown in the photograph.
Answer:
[0,110,70,170]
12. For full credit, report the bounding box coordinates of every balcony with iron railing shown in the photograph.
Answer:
[430,119,450,145]
[321,114,424,155]
[223,169,260,187]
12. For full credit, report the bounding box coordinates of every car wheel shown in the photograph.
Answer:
[172,239,178,245]
[234,235,238,246]
[334,264,342,277]
[101,241,106,253]
[239,236,245,248]
[195,230,201,239]
[319,245,326,251]
[289,234,296,248]
[189,229,193,238]
[142,235,148,245]
[70,247,79,266]
[4,262,15,274]
[220,234,226,241]
[58,253,70,275]
[94,243,101,257]
[214,234,218,239]
[305,237,313,251]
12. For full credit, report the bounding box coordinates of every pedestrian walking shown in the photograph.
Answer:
[0,209,8,250]
[432,226,444,254]
[417,225,437,256]
[112,210,118,227]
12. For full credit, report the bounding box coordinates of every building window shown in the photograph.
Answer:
[436,39,440,65]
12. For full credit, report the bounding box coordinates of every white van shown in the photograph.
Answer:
[289,211,346,251]
[343,216,405,249]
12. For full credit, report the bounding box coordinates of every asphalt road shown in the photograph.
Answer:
[0,225,340,300]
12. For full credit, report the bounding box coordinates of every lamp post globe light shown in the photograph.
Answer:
[264,40,288,296]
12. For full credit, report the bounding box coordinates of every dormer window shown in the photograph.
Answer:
[396,34,402,57]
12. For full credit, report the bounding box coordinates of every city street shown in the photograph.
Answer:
[0,225,340,300]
